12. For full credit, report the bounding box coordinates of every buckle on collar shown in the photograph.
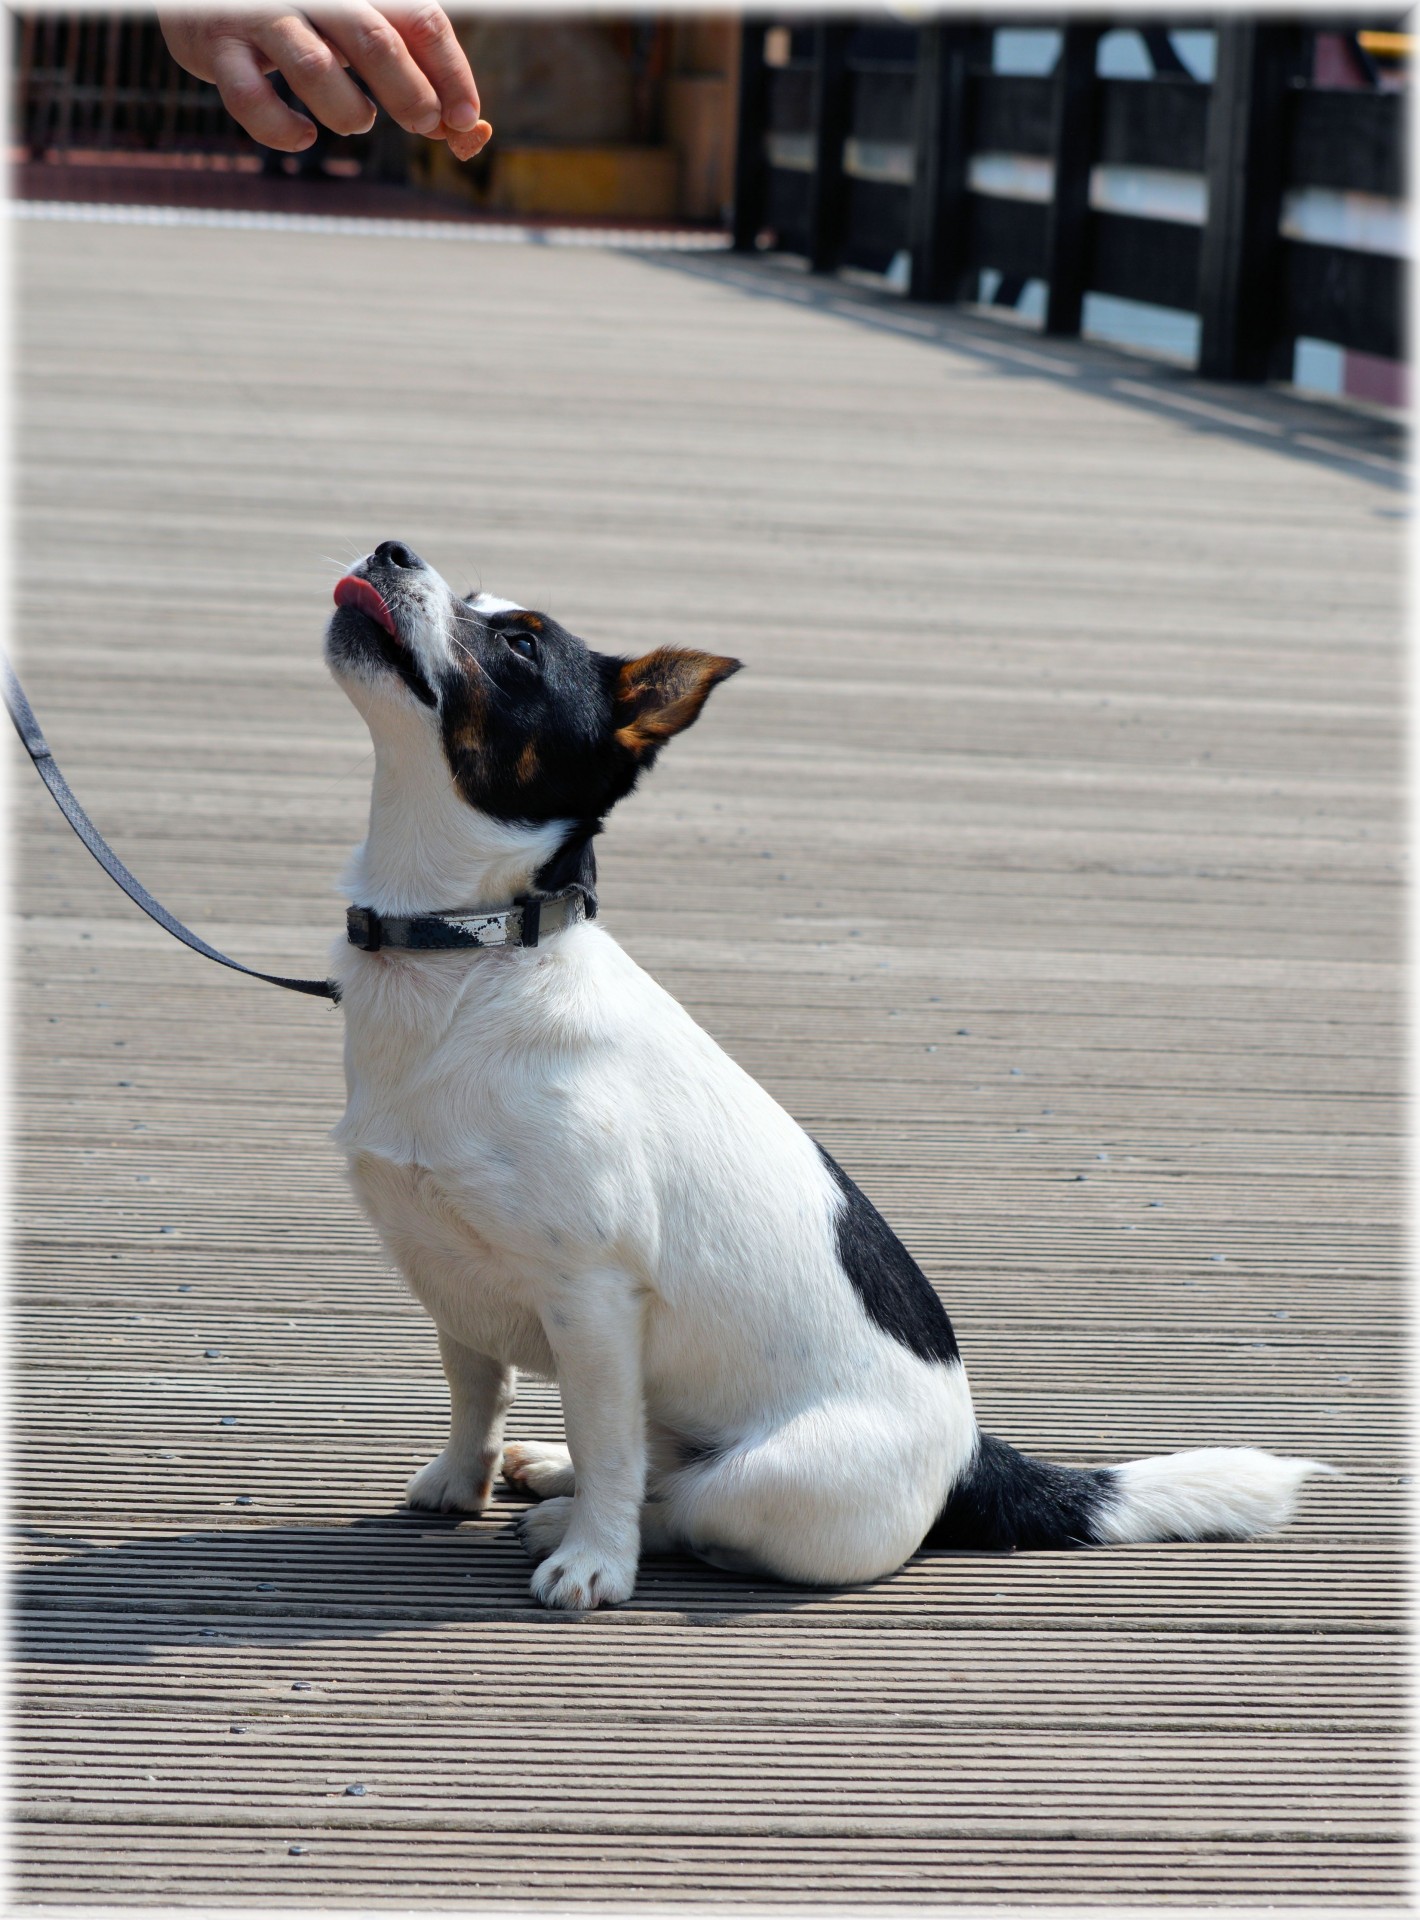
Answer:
[347,906,382,952]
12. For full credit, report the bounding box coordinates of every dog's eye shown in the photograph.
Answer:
[504,631,538,662]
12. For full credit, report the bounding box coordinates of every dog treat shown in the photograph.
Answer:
[440,119,493,162]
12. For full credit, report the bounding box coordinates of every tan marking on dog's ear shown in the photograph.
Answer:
[516,741,539,782]
[614,649,742,756]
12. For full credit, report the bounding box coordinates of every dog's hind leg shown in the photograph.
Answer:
[406,1330,515,1514]
[503,1440,575,1499]
[650,1399,962,1587]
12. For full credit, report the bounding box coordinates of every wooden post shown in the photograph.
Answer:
[908,22,974,305]
[731,19,770,253]
[1043,23,1101,337]
[1198,23,1299,380]
[805,22,852,273]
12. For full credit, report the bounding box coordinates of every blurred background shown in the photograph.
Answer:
[11,13,1410,404]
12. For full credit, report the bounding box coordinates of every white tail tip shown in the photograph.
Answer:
[1092,1448,1336,1545]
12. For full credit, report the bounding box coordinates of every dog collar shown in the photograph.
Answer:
[347,886,592,955]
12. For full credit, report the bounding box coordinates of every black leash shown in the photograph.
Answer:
[4,650,340,1003]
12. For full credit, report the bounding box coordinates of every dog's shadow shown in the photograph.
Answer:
[14,1504,892,1665]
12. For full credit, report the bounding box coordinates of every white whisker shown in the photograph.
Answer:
[447,630,498,692]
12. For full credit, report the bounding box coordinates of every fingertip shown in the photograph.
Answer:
[258,120,318,153]
[445,99,480,132]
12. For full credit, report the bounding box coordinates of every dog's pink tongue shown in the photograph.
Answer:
[334,575,396,635]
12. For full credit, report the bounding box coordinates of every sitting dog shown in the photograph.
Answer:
[325,540,1327,1611]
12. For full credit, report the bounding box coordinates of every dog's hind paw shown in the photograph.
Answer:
[405,1447,497,1515]
[517,1495,574,1562]
[503,1440,576,1500]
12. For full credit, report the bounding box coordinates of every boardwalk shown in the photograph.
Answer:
[12,209,1406,1908]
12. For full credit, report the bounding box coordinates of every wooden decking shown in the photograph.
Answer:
[11,212,1406,1909]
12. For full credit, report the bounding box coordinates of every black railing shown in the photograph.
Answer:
[732,19,1408,380]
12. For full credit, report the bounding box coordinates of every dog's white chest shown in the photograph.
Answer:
[330,931,634,1365]
[346,1151,558,1375]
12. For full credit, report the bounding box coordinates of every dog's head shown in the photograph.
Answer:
[325,542,740,832]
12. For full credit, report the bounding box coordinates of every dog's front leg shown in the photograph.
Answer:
[521,1267,645,1611]
[406,1329,514,1515]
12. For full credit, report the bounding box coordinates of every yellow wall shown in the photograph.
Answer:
[421,14,740,225]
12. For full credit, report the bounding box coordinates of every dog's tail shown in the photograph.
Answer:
[926,1430,1332,1552]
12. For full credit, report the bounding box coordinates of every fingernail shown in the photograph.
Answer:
[446,101,479,131]
[414,108,443,136]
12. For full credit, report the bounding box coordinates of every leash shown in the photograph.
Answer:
[3,650,341,1003]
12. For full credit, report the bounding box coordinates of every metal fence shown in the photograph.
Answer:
[12,13,394,173]
[732,19,1408,381]
[14,15,242,157]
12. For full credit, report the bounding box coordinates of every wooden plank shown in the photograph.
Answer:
[14,1826,1409,1903]
[9,214,1404,1906]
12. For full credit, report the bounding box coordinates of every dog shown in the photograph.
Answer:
[324,539,1328,1611]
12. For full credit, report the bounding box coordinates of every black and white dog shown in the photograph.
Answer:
[325,541,1327,1611]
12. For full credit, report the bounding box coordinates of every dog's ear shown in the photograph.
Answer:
[611,649,742,757]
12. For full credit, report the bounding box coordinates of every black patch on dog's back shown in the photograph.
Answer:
[927,1431,1116,1551]
[815,1145,959,1365]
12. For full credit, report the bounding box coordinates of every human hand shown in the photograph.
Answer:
[158,6,492,157]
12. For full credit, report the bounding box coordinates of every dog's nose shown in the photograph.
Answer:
[374,540,423,571]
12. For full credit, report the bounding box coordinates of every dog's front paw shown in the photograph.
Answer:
[529,1536,638,1612]
[406,1446,497,1515]
[503,1440,576,1500]
[517,1502,638,1608]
